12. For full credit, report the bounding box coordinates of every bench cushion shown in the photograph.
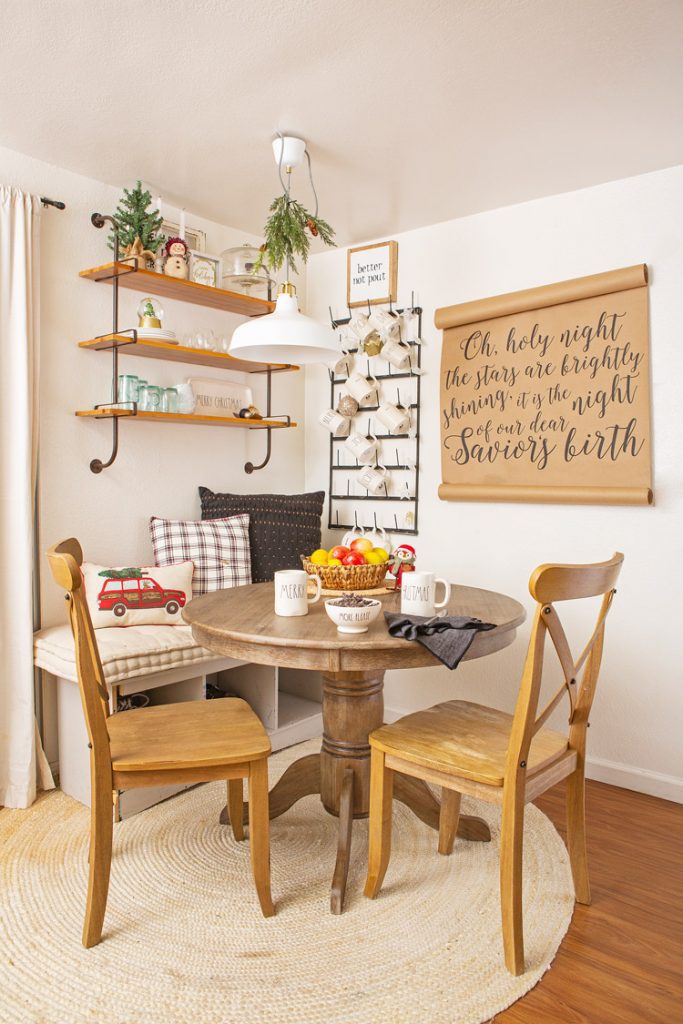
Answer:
[34,624,219,685]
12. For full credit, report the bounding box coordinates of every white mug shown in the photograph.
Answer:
[376,401,411,434]
[369,309,400,340]
[319,408,349,435]
[330,350,354,378]
[344,431,378,464]
[358,463,388,494]
[400,571,451,617]
[274,570,322,617]
[348,313,376,344]
[382,337,412,370]
[347,371,379,404]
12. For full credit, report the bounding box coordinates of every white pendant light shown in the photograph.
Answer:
[229,134,339,366]
[230,282,337,365]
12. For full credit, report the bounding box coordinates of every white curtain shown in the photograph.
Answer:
[0,186,53,807]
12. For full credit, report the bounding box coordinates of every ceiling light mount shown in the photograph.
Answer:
[272,134,306,172]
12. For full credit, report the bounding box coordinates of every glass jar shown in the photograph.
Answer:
[117,374,139,405]
[220,243,274,297]
[161,388,178,413]
[138,385,161,412]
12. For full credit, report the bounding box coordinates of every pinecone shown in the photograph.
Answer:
[306,218,319,237]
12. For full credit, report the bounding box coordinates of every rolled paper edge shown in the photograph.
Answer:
[437,483,654,506]
[434,263,648,331]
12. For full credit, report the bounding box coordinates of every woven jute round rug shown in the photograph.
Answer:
[0,738,574,1024]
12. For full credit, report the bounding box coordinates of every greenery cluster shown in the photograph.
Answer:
[98,568,148,580]
[253,195,335,276]
[108,181,163,254]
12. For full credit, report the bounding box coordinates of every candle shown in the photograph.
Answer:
[155,195,162,219]
[179,209,186,240]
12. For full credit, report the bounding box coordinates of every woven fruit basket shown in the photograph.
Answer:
[301,556,388,591]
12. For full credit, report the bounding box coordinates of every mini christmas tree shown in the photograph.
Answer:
[108,181,163,257]
[98,568,148,580]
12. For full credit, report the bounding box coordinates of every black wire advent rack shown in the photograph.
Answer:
[327,305,422,537]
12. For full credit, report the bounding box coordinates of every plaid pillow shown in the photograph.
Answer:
[149,514,251,595]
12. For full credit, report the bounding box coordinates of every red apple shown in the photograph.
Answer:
[342,551,366,566]
[329,545,350,561]
[350,537,373,553]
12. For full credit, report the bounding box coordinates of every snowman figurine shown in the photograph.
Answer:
[389,543,416,589]
[164,236,189,280]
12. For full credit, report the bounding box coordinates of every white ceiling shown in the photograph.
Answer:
[2,0,682,245]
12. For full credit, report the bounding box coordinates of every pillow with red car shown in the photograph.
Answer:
[81,561,194,628]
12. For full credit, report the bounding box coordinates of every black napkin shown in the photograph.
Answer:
[385,612,497,670]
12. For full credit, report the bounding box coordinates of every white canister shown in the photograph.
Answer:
[400,571,451,617]
[344,431,378,465]
[358,463,389,495]
[319,408,350,436]
[347,372,379,404]
[376,401,411,434]
[274,570,322,617]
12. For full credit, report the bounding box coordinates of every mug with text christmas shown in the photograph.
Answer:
[274,569,322,617]
[319,408,350,436]
[376,400,411,434]
[357,463,389,495]
[347,371,379,404]
[344,430,378,464]
[400,571,451,617]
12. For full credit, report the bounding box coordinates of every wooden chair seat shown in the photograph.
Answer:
[109,698,271,773]
[371,700,569,787]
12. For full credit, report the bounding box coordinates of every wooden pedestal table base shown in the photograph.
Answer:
[184,579,525,915]
[220,669,491,913]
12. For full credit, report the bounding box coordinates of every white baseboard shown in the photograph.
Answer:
[383,705,682,804]
[585,756,682,803]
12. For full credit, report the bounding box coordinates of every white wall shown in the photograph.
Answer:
[0,145,306,763]
[305,165,683,802]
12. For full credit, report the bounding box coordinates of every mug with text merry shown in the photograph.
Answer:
[319,408,350,436]
[400,571,451,617]
[346,371,379,404]
[274,569,322,617]
[344,430,378,464]
[357,463,389,494]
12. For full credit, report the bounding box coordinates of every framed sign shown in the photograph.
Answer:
[435,264,653,506]
[188,251,222,288]
[347,240,398,308]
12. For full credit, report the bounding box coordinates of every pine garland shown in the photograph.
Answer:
[253,195,335,276]
[108,181,163,254]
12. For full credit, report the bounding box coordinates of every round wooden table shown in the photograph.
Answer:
[183,581,525,912]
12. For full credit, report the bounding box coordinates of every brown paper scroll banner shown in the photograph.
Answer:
[436,265,652,506]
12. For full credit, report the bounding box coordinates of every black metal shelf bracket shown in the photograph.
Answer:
[89,212,125,473]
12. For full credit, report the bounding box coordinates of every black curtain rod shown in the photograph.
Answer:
[40,197,65,210]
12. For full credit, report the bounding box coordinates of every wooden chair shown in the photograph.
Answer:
[47,538,274,948]
[364,553,623,975]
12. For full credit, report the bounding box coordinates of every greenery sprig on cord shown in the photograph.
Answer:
[253,195,335,276]
[108,181,163,256]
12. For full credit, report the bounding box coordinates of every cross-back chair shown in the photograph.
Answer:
[364,553,623,974]
[47,538,274,947]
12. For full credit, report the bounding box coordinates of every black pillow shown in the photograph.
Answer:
[198,488,325,583]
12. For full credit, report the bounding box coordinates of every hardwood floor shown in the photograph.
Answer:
[494,780,683,1023]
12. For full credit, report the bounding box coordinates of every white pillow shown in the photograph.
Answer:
[81,561,194,628]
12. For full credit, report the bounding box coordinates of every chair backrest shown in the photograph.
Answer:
[505,553,624,781]
[46,539,112,777]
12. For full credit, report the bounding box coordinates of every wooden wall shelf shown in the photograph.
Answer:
[79,262,275,318]
[76,409,295,429]
[78,334,296,374]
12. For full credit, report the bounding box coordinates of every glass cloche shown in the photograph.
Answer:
[220,243,274,297]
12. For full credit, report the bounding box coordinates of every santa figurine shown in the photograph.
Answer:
[164,236,189,279]
[390,543,416,589]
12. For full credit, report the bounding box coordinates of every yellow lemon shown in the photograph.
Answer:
[328,557,343,567]
[365,550,385,564]
[310,549,329,565]
[372,547,390,563]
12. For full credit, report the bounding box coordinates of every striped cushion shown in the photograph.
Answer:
[149,514,251,594]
